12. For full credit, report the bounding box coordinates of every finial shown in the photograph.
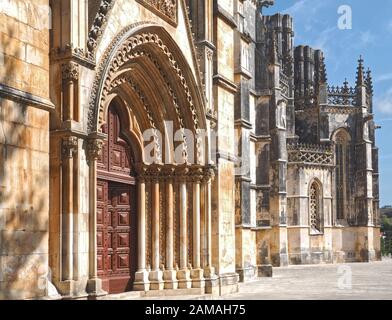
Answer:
[365,68,374,95]
[319,55,328,84]
[343,78,349,87]
[270,30,279,65]
[356,55,365,87]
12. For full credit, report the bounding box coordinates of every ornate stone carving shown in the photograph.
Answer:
[62,136,78,159]
[136,0,178,25]
[86,139,104,161]
[88,29,201,135]
[87,0,115,54]
[288,143,334,167]
[61,61,79,81]
[327,81,357,106]
[189,166,204,184]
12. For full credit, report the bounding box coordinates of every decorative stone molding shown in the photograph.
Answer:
[86,139,104,161]
[61,61,79,82]
[288,143,333,167]
[322,106,362,115]
[327,82,357,106]
[0,83,55,112]
[87,0,116,54]
[189,166,204,183]
[202,165,216,183]
[62,136,78,159]
[136,0,178,26]
[88,29,201,134]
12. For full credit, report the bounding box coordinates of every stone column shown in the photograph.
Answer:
[149,166,164,290]
[163,167,178,289]
[202,167,218,292]
[177,167,192,289]
[191,168,205,288]
[134,165,150,291]
[86,137,105,296]
[61,62,78,121]
[60,136,78,291]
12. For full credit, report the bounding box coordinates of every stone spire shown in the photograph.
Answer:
[270,30,280,65]
[343,78,349,93]
[365,68,374,95]
[319,55,327,84]
[356,55,365,87]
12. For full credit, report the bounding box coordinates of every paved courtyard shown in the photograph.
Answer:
[105,258,392,300]
[223,258,392,300]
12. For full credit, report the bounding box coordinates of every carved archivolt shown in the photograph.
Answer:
[88,28,201,134]
[87,0,178,55]
[87,0,116,55]
[136,0,178,25]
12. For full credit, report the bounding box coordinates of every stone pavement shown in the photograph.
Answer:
[105,258,392,300]
[223,258,392,300]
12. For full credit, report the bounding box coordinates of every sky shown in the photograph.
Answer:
[264,0,392,207]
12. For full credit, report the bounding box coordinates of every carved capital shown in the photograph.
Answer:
[189,166,204,184]
[175,165,190,183]
[62,136,78,159]
[202,165,216,183]
[86,139,104,161]
[62,61,79,81]
[147,164,163,183]
[206,47,214,61]
[136,163,148,183]
[161,165,176,182]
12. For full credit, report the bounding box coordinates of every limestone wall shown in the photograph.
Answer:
[287,165,334,264]
[0,0,51,299]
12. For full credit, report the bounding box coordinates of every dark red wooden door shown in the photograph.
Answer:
[97,104,137,294]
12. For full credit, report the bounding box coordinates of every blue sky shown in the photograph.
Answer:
[264,0,392,206]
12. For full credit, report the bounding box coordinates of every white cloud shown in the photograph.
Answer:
[375,73,392,83]
[388,20,392,33]
[375,87,392,115]
[360,30,376,45]
[284,0,325,17]
[283,0,308,15]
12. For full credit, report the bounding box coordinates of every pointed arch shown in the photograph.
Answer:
[309,178,323,234]
[332,128,352,221]
[88,23,208,165]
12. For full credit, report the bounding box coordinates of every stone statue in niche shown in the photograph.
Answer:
[276,99,287,129]
[363,121,370,142]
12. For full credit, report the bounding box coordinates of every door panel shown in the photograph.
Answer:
[97,104,137,294]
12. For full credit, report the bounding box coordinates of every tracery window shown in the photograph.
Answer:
[310,182,322,233]
[334,130,351,221]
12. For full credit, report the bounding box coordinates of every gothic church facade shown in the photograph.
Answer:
[0,0,380,299]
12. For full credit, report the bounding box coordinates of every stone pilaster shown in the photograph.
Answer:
[86,136,106,297]
[58,136,78,296]
[61,61,79,122]
[202,167,218,293]
[134,164,150,291]
[149,165,165,290]
[176,167,192,289]
[190,167,205,288]
[163,166,178,289]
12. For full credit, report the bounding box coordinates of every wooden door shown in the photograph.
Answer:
[97,104,137,294]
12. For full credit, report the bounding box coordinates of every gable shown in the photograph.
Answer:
[90,0,200,86]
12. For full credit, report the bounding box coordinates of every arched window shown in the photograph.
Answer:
[309,182,322,233]
[334,130,351,221]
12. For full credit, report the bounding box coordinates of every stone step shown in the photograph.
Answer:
[98,288,211,300]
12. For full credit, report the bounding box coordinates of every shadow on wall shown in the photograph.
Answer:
[0,25,49,300]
